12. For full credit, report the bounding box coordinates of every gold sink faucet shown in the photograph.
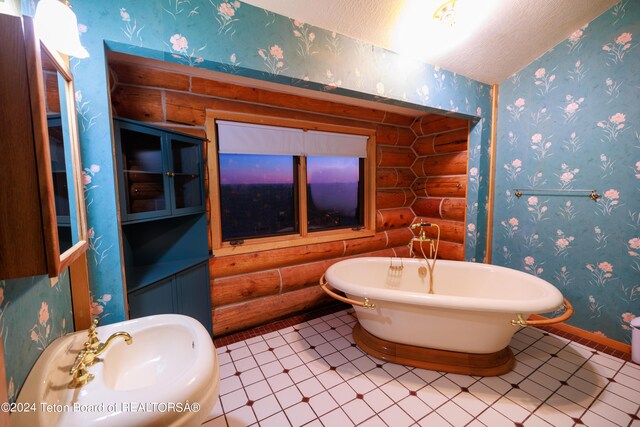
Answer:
[408,221,440,294]
[68,319,133,389]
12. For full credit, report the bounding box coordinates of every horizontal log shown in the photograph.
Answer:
[211,241,345,278]
[212,286,332,336]
[211,269,280,307]
[353,248,397,259]
[412,115,468,136]
[111,86,164,122]
[375,124,398,145]
[411,217,465,244]
[412,176,466,198]
[280,260,335,293]
[376,189,415,209]
[376,208,415,231]
[435,240,464,261]
[392,245,411,257]
[111,62,190,91]
[344,232,388,256]
[441,198,466,221]
[397,128,416,147]
[411,197,442,218]
[165,91,391,131]
[376,168,416,188]
[433,128,469,153]
[154,124,207,139]
[413,128,468,156]
[377,146,416,168]
[411,152,467,177]
[385,227,414,248]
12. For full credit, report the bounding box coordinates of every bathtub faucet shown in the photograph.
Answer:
[409,221,440,294]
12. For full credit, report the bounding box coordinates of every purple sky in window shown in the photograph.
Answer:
[219,154,359,184]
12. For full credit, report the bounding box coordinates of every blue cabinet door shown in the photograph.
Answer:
[128,276,175,318]
[167,134,206,216]
[175,262,212,336]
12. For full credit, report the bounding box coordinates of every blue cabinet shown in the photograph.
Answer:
[114,118,205,223]
[114,118,212,336]
[128,262,212,335]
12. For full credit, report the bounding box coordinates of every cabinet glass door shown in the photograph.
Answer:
[168,135,204,213]
[117,124,170,220]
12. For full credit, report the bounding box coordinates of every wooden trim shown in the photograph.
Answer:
[23,16,60,277]
[528,314,632,355]
[298,156,308,238]
[0,338,9,426]
[214,228,375,257]
[70,252,92,330]
[353,323,515,376]
[463,121,470,254]
[485,84,499,263]
[59,241,89,273]
[205,110,377,256]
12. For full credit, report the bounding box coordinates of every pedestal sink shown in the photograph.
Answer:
[12,314,219,427]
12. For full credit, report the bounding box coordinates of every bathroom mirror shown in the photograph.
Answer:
[27,19,88,277]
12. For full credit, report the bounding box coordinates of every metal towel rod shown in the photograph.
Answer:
[513,188,601,201]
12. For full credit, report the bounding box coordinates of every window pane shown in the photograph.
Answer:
[307,156,362,231]
[219,154,297,240]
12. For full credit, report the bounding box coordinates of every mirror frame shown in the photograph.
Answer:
[23,16,88,277]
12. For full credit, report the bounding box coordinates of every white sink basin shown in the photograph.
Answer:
[12,314,219,427]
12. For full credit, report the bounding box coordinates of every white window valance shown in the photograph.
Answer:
[217,120,368,158]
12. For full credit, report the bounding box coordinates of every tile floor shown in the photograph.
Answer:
[202,309,640,426]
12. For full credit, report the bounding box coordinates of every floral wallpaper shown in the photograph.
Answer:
[0,273,73,402]
[19,0,493,324]
[494,0,639,343]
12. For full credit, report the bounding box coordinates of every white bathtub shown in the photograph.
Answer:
[324,257,565,354]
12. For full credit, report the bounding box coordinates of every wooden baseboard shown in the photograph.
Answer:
[528,314,631,356]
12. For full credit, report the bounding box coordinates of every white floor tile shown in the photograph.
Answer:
[351,355,377,373]
[253,394,281,421]
[245,380,272,401]
[566,374,604,397]
[280,354,304,370]
[412,368,442,384]
[546,355,580,374]
[288,365,313,383]
[597,389,639,415]
[477,407,516,427]
[308,390,339,416]
[418,410,452,426]
[519,378,555,401]
[589,399,632,427]
[382,362,409,378]
[379,404,414,427]
[505,388,542,413]
[527,370,561,391]
[220,375,243,395]
[319,408,355,426]
[254,351,277,365]
[327,382,357,406]
[364,367,393,387]
[358,415,387,427]
[451,391,488,417]
[297,348,321,364]
[315,342,338,357]
[606,380,640,403]
[620,362,640,379]
[235,356,258,372]
[230,346,252,361]
[613,371,640,391]
[266,372,294,392]
[339,346,365,361]
[580,360,618,380]
[492,396,530,423]
[324,352,348,368]
[468,381,502,406]
[431,376,462,399]
[347,374,377,394]
[435,401,472,426]
[416,385,448,410]
[343,397,375,424]
[534,403,575,427]
[591,353,625,371]
[240,367,265,387]
[555,385,596,408]
[363,387,394,413]
[523,414,554,426]
[479,376,512,395]
[260,360,284,378]
[581,409,615,427]
[284,402,316,427]
[259,410,292,427]
[221,388,248,413]
[220,362,237,379]
[305,334,327,347]
[335,362,360,381]
[329,336,351,351]
[545,394,586,419]
[317,369,344,389]
[380,379,410,402]
[445,373,477,388]
[297,377,324,398]
[398,395,432,421]
[275,385,302,410]
[249,341,269,354]
[273,345,295,359]
[201,415,227,427]
[305,359,331,376]
[398,371,428,391]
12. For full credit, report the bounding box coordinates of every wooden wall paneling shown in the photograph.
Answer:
[412,197,442,218]
[211,269,281,307]
[411,152,468,177]
[110,85,164,122]
[434,240,464,260]
[392,245,411,257]
[376,146,416,168]
[413,218,465,243]
[376,208,415,231]
[375,124,399,145]
[343,232,388,256]
[433,128,469,153]
[212,286,332,336]
[210,241,345,278]
[110,61,191,91]
[412,176,466,198]
[397,127,415,146]
[70,252,92,330]
[376,189,415,209]
[413,115,469,136]
[376,168,400,188]
[280,260,335,293]
[385,228,414,248]
[440,198,466,221]
[413,135,436,156]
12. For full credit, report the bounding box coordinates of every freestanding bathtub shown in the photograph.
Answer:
[322,257,571,375]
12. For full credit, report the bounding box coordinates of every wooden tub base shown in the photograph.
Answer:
[352,322,515,376]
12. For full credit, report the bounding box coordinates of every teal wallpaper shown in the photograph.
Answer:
[494,1,639,343]
[19,0,493,324]
[0,273,73,402]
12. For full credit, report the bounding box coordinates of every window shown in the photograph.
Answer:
[206,111,376,254]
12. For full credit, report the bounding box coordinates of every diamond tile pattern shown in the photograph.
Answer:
[203,309,640,426]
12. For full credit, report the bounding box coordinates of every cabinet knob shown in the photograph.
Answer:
[166,172,175,177]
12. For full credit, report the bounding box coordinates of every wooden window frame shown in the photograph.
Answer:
[205,110,376,256]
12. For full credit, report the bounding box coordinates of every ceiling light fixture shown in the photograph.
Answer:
[433,0,457,26]
[34,0,89,58]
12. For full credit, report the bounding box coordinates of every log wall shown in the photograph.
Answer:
[410,117,469,260]
[109,59,426,336]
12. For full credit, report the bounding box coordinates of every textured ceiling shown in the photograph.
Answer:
[242,0,618,84]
